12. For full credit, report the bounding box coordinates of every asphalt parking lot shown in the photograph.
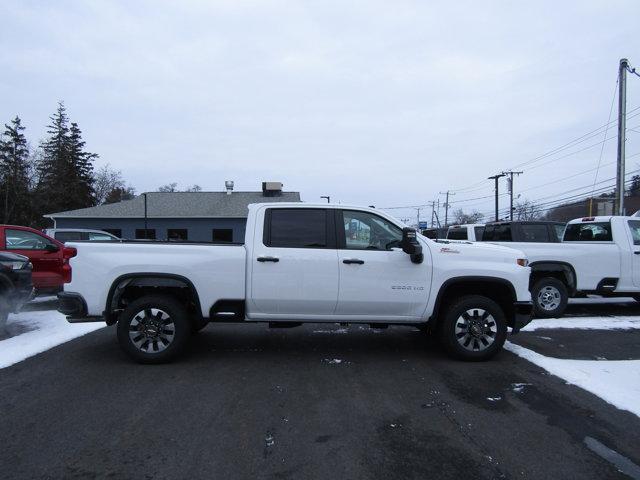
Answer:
[1,300,639,480]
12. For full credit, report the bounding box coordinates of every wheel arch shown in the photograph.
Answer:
[529,261,576,294]
[105,273,203,326]
[430,276,517,328]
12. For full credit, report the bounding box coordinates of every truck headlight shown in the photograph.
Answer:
[516,258,529,267]
[0,260,29,270]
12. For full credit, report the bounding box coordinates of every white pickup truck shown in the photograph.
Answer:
[487,216,640,318]
[58,203,532,363]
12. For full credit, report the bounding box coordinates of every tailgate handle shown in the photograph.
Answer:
[257,256,279,262]
[343,259,365,265]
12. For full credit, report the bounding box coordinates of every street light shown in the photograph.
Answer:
[320,196,330,203]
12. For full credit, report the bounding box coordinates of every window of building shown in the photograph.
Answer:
[265,209,327,248]
[563,222,612,242]
[212,229,233,243]
[520,224,549,242]
[342,210,402,250]
[102,229,122,238]
[168,229,188,241]
[135,229,156,240]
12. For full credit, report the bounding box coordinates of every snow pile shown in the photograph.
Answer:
[523,316,640,331]
[505,342,640,417]
[0,310,103,369]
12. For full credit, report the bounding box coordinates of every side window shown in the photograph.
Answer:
[265,209,328,248]
[483,225,511,241]
[55,231,84,242]
[628,221,640,245]
[553,224,565,241]
[474,226,484,240]
[88,232,117,241]
[5,229,54,250]
[447,229,467,240]
[342,210,402,250]
[564,222,613,242]
[103,229,122,238]
[520,224,549,242]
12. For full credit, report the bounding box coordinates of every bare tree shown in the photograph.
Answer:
[452,208,484,225]
[184,184,202,192]
[157,182,178,192]
[94,164,126,204]
[514,200,542,221]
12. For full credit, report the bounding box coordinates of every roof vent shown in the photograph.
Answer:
[262,181,283,197]
[225,180,234,195]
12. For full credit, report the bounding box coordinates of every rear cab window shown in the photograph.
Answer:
[627,220,640,245]
[473,226,484,240]
[563,222,613,242]
[481,224,512,241]
[264,208,332,248]
[520,224,550,242]
[447,228,468,240]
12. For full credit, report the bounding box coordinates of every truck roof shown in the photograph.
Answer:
[565,215,636,224]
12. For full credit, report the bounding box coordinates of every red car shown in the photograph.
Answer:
[0,225,77,294]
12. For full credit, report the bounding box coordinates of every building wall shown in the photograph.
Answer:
[52,217,248,242]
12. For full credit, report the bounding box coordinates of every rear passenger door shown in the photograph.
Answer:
[249,208,339,317]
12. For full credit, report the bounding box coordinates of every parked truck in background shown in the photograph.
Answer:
[486,216,640,317]
[480,221,565,243]
[0,225,76,294]
[446,224,485,242]
[58,203,533,363]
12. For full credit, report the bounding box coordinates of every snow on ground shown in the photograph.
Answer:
[523,316,640,331]
[0,310,103,369]
[505,342,640,417]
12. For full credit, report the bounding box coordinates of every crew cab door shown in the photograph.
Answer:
[335,210,430,319]
[249,208,339,317]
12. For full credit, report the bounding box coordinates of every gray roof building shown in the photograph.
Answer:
[44,182,301,242]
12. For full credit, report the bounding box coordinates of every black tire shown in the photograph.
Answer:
[438,295,507,361]
[531,277,568,318]
[116,295,191,364]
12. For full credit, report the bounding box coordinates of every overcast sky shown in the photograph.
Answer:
[1,0,639,223]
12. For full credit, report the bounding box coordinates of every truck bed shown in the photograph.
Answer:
[66,241,247,317]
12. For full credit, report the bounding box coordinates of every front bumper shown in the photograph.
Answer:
[512,301,533,333]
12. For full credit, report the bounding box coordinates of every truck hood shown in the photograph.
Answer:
[431,239,526,262]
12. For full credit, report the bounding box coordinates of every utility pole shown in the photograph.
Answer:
[502,170,523,221]
[488,173,505,221]
[616,58,628,215]
[440,191,455,226]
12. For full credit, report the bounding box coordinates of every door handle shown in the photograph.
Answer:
[257,256,279,262]
[343,259,364,265]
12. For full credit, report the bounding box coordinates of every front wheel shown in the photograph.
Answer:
[116,295,191,364]
[531,277,568,318]
[438,295,507,361]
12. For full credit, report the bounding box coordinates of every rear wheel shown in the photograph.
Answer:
[438,295,507,361]
[116,295,191,364]
[532,277,568,318]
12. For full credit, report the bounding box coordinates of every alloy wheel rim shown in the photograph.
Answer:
[128,308,175,353]
[537,286,561,311]
[454,308,497,352]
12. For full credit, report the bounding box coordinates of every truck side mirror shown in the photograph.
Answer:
[401,228,423,264]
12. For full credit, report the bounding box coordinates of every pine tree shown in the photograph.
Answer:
[35,102,98,214]
[0,116,32,224]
